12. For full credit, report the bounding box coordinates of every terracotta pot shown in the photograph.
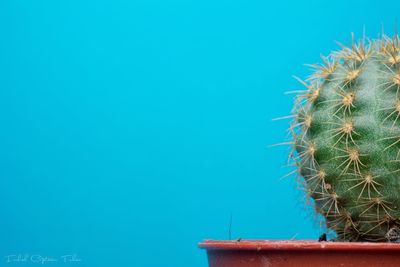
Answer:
[199,240,400,267]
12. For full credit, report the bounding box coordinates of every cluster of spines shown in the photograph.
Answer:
[277,33,400,241]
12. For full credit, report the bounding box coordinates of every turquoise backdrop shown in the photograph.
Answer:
[0,0,399,266]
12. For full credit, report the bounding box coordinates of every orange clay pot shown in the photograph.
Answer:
[199,240,400,267]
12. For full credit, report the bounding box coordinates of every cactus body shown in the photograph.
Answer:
[291,35,400,242]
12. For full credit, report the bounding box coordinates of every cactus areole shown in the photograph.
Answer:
[290,35,400,242]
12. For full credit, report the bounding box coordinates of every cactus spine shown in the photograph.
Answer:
[290,34,400,242]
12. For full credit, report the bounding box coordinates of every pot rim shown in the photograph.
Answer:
[199,240,400,251]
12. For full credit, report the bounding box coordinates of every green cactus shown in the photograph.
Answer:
[289,34,400,242]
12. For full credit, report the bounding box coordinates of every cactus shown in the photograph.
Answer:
[289,34,400,242]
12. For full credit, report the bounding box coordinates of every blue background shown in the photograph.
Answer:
[0,0,399,266]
